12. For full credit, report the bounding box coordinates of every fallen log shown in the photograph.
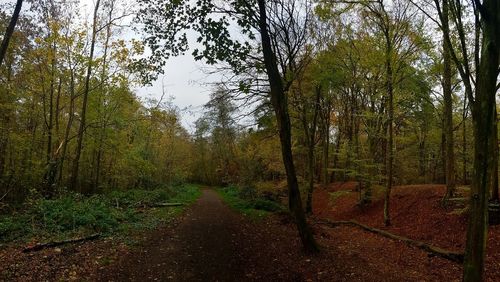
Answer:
[22,233,101,253]
[316,219,464,263]
[133,202,184,208]
[150,202,183,208]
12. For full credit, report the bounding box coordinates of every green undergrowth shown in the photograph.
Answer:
[0,184,201,245]
[217,186,285,220]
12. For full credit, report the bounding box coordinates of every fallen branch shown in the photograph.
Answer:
[132,202,184,208]
[316,219,464,263]
[22,234,101,253]
[150,202,183,207]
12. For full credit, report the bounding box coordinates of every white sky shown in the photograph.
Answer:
[136,54,213,132]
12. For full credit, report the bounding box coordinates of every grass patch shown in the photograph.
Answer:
[217,186,284,220]
[0,184,201,245]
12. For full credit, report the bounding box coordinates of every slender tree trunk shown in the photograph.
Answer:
[59,66,76,186]
[306,86,321,214]
[331,132,341,182]
[94,0,114,190]
[491,109,499,201]
[322,102,331,185]
[70,0,100,191]
[384,33,394,227]
[257,0,318,252]
[418,133,426,177]
[0,0,23,68]
[442,0,456,204]
[462,1,500,279]
[0,62,13,181]
[44,42,57,197]
[463,97,468,185]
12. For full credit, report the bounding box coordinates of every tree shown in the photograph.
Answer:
[461,1,500,279]
[202,87,238,185]
[440,0,456,204]
[338,0,426,225]
[290,59,322,214]
[0,0,23,68]
[422,0,500,278]
[70,0,100,191]
[137,0,319,252]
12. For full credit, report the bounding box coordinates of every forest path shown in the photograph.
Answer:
[1,186,466,281]
[98,188,274,281]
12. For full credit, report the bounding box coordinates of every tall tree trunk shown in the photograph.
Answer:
[442,0,456,204]
[322,101,331,185]
[462,1,500,279]
[70,0,100,191]
[0,0,23,68]
[306,86,321,214]
[384,32,394,227]
[44,42,57,197]
[59,65,76,186]
[331,132,341,182]
[93,0,115,190]
[491,108,499,201]
[418,132,427,178]
[257,0,318,252]
[463,96,468,185]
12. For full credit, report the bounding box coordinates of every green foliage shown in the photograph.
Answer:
[169,184,203,204]
[0,215,31,242]
[33,195,119,234]
[107,188,175,208]
[252,198,283,212]
[217,186,285,219]
[0,185,201,244]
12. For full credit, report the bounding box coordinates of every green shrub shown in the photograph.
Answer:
[0,215,30,242]
[107,188,175,208]
[0,184,200,244]
[217,186,284,217]
[32,194,119,233]
[251,198,283,212]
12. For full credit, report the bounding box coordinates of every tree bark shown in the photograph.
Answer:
[463,95,468,185]
[305,86,321,214]
[442,0,456,205]
[331,132,341,182]
[462,1,500,279]
[43,41,57,197]
[491,108,499,201]
[257,0,318,252]
[58,64,76,186]
[322,100,331,185]
[384,30,394,227]
[0,0,23,68]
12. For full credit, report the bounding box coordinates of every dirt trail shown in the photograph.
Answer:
[96,188,463,281]
[1,187,468,281]
[99,189,271,281]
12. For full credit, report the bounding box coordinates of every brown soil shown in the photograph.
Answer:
[312,182,500,281]
[0,187,490,281]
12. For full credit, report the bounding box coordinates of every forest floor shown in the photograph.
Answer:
[1,186,491,281]
[313,182,500,281]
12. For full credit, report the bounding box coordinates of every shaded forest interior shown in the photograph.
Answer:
[0,0,499,281]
